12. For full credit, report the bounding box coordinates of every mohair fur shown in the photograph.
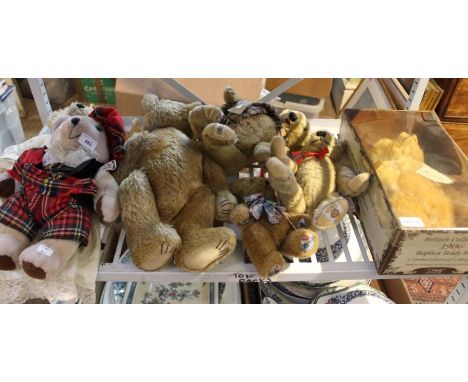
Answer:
[266,135,349,230]
[231,204,318,278]
[188,87,280,175]
[115,128,237,272]
[142,93,202,137]
[369,132,455,228]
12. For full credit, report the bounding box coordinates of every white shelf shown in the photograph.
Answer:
[96,199,446,284]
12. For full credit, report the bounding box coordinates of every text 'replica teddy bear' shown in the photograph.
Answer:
[0,107,125,279]
[188,87,281,175]
[115,127,238,272]
[230,194,318,278]
[369,132,455,228]
[141,93,202,137]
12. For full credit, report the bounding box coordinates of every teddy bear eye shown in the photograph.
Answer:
[95,125,103,132]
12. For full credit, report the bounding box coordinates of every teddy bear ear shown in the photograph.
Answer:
[141,93,160,112]
[51,114,69,132]
[224,86,241,106]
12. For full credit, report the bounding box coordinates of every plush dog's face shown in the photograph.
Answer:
[48,114,109,166]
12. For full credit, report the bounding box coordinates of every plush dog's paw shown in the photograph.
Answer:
[96,195,120,224]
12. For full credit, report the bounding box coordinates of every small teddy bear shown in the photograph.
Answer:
[265,133,365,230]
[0,107,125,279]
[188,87,281,175]
[230,195,318,278]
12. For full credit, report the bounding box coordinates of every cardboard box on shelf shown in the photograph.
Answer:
[265,78,332,99]
[340,109,468,275]
[115,78,265,116]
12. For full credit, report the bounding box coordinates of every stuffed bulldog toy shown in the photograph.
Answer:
[0,106,125,280]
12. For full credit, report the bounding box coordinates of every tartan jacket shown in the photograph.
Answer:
[7,147,98,225]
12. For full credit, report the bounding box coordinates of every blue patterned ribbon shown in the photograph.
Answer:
[243,193,285,224]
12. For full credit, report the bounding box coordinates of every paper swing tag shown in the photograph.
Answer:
[38,244,54,257]
[78,133,98,152]
[227,100,252,115]
[415,164,453,184]
[100,160,117,172]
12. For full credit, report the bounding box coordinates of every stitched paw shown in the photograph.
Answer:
[215,191,237,222]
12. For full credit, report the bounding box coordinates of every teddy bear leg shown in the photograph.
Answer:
[20,239,79,279]
[243,223,286,278]
[266,157,306,213]
[336,165,370,197]
[251,141,271,163]
[312,193,349,230]
[281,228,318,260]
[174,186,236,272]
[119,170,182,270]
[0,223,30,271]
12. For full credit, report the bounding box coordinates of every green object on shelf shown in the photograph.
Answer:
[79,78,115,105]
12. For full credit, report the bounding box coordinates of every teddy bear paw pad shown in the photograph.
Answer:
[0,255,16,271]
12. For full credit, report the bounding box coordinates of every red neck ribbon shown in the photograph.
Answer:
[292,147,329,165]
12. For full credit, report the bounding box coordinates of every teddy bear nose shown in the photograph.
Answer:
[288,112,298,122]
[71,117,80,126]
[216,125,223,134]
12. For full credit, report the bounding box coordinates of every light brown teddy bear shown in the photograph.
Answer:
[230,197,318,278]
[265,132,369,230]
[141,93,202,137]
[279,109,371,197]
[369,132,455,228]
[114,127,238,272]
[188,87,281,175]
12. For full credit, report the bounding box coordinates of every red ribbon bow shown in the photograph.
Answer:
[292,147,329,165]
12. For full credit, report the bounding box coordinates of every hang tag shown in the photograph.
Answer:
[227,100,252,115]
[399,217,425,228]
[78,133,98,152]
[416,164,453,184]
[100,160,117,172]
[38,244,54,257]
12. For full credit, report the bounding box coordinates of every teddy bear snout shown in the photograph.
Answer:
[288,112,298,122]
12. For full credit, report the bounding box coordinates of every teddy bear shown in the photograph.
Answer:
[368,131,455,228]
[187,87,281,175]
[0,106,125,279]
[114,127,238,272]
[141,93,202,137]
[230,195,318,278]
[264,133,362,230]
[278,108,371,197]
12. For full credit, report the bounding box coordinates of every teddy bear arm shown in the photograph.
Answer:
[94,169,120,224]
[202,155,229,192]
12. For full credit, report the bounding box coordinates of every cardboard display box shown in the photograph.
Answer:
[340,109,468,275]
[265,78,332,99]
[115,79,265,116]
